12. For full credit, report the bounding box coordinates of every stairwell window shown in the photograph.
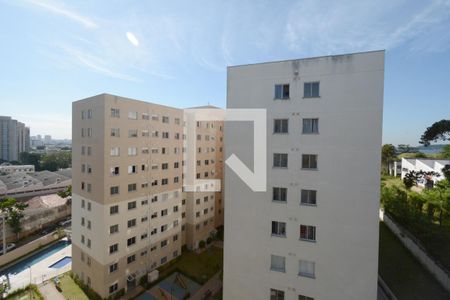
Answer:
[301,189,317,206]
[304,82,320,98]
[274,84,290,100]
[273,153,288,168]
[299,260,315,278]
[270,255,286,272]
[300,225,316,242]
[273,187,287,202]
[274,119,289,134]
[302,154,317,169]
[271,289,285,300]
[271,221,286,237]
[302,118,319,134]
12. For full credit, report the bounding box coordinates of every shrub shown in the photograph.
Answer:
[199,240,206,248]
[69,272,102,300]
[206,237,212,245]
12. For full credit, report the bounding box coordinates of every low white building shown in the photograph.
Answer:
[401,158,450,187]
[0,164,35,175]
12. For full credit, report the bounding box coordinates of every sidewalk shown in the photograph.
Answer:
[39,282,65,300]
[190,271,222,300]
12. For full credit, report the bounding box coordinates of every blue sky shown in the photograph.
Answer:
[0,0,449,145]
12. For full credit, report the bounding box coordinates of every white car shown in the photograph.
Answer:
[0,243,16,255]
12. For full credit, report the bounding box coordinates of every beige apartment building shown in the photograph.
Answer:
[72,94,223,298]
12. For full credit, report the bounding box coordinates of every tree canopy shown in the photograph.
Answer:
[419,119,450,146]
[0,197,28,240]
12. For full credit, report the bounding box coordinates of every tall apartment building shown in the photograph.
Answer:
[223,51,384,300]
[0,116,30,162]
[72,94,223,298]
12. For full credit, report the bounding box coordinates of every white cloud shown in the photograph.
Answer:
[126,32,139,47]
[284,0,450,55]
[25,0,98,29]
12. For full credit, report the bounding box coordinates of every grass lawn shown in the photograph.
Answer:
[378,222,448,299]
[159,246,223,284]
[381,175,404,189]
[7,291,41,300]
[59,274,89,300]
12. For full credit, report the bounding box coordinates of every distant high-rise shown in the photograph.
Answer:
[0,116,30,162]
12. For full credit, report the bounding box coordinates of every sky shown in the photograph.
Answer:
[0,0,449,145]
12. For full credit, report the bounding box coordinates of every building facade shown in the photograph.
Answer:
[72,94,223,298]
[223,51,384,300]
[0,116,30,162]
[401,158,450,187]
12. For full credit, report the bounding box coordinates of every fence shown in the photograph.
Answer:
[379,209,450,292]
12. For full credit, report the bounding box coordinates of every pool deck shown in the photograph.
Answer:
[6,242,72,292]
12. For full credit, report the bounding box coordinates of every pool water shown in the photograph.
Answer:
[0,240,71,276]
[49,256,72,269]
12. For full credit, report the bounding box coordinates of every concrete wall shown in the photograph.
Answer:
[380,210,450,292]
[0,233,60,269]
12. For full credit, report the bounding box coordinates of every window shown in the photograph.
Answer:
[110,167,119,176]
[111,108,120,118]
[128,147,137,156]
[128,165,137,174]
[275,84,290,99]
[302,118,319,134]
[302,154,318,169]
[175,118,180,125]
[128,129,138,138]
[152,130,159,137]
[110,224,119,234]
[151,228,157,235]
[109,263,118,273]
[87,128,92,137]
[127,219,137,228]
[274,119,289,133]
[161,224,168,232]
[174,176,179,183]
[110,147,120,157]
[127,237,136,246]
[300,225,316,241]
[110,205,119,215]
[162,178,168,185]
[271,289,285,300]
[162,132,169,139]
[173,234,178,241]
[110,186,119,195]
[162,163,168,170]
[128,111,138,120]
[304,82,320,98]
[173,205,179,212]
[152,114,159,121]
[270,255,286,272]
[174,162,179,168]
[301,189,317,205]
[273,187,287,202]
[162,116,169,123]
[161,240,167,247]
[111,128,120,137]
[128,201,137,210]
[81,146,85,155]
[272,221,286,237]
[109,283,118,294]
[109,243,118,254]
[161,209,168,217]
[298,295,314,300]
[273,153,288,168]
[81,217,85,226]
[141,233,148,240]
[87,220,91,229]
[299,260,315,278]
[161,256,167,264]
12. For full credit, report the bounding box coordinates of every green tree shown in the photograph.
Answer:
[424,180,450,226]
[19,152,42,170]
[381,144,396,173]
[41,151,71,171]
[419,119,450,146]
[57,185,72,198]
[0,197,28,241]
[442,164,450,181]
[439,144,450,159]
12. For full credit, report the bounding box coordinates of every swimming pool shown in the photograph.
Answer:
[0,240,71,276]
[49,256,72,269]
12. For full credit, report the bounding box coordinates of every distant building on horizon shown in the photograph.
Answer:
[0,116,30,162]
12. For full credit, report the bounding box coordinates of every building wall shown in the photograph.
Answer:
[72,94,223,298]
[223,51,384,300]
[0,116,31,162]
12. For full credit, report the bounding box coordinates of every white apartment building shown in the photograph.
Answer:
[223,51,384,300]
[72,94,223,298]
